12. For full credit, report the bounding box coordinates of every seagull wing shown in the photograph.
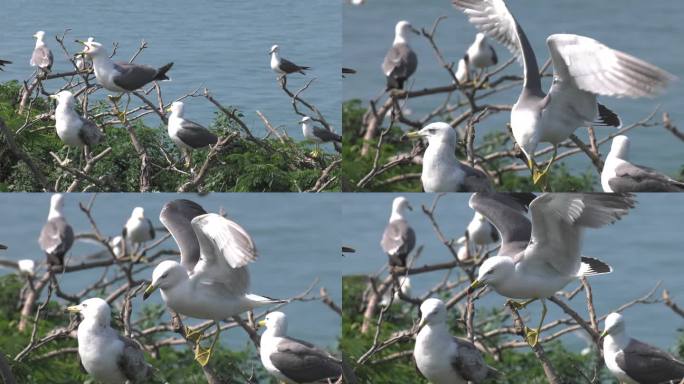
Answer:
[609,161,684,192]
[38,217,74,256]
[523,193,635,275]
[312,126,342,143]
[77,116,104,147]
[190,213,255,294]
[177,119,218,148]
[381,219,415,258]
[451,337,490,382]
[159,199,207,271]
[117,335,153,382]
[112,62,160,91]
[452,0,522,60]
[382,44,417,79]
[469,193,535,257]
[31,46,53,69]
[270,337,342,383]
[546,34,675,99]
[618,339,684,384]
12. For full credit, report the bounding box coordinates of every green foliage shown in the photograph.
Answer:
[342,99,596,192]
[0,274,276,383]
[342,276,684,384]
[0,81,339,192]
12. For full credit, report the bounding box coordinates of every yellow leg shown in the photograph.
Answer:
[194,322,220,367]
[310,143,321,158]
[532,146,557,186]
[524,299,547,347]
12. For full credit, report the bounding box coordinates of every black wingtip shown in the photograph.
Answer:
[596,103,621,127]
[580,256,613,276]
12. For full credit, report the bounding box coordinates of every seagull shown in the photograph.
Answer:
[455,57,469,84]
[258,311,342,384]
[75,37,94,71]
[602,312,684,384]
[467,193,633,345]
[269,45,310,77]
[300,116,341,156]
[166,101,218,167]
[453,0,675,184]
[143,206,285,366]
[457,211,499,248]
[123,207,155,247]
[0,59,12,71]
[460,33,498,82]
[602,135,684,192]
[380,276,411,306]
[79,40,173,94]
[380,196,415,268]
[342,67,357,77]
[50,91,104,148]
[38,194,74,267]
[383,20,419,90]
[405,122,492,192]
[414,298,496,384]
[30,31,53,72]
[67,298,154,384]
[0,258,36,277]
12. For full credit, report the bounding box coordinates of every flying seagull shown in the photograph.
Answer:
[406,122,492,192]
[602,312,684,384]
[468,193,633,345]
[300,116,341,156]
[414,298,497,384]
[79,40,173,93]
[269,45,310,77]
[30,30,53,72]
[258,311,342,383]
[383,20,419,90]
[166,101,218,167]
[342,67,357,77]
[67,298,154,384]
[453,0,675,184]
[143,205,285,366]
[50,91,104,148]
[602,135,684,192]
[38,194,74,267]
[0,59,11,71]
[123,207,155,247]
[380,196,415,268]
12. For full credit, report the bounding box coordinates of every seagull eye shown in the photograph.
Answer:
[161,273,168,279]
[487,269,494,275]
[428,129,436,135]
[82,303,87,307]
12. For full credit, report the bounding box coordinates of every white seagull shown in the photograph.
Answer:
[602,312,684,384]
[468,193,632,345]
[166,101,218,166]
[601,135,684,192]
[453,0,675,184]
[383,21,419,90]
[75,37,94,71]
[380,196,416,267]
[300,116,342,156]
[123,207,155,246]
[258,311,342,383]
[405,122,492,192]
[50,91,104,148]
[38,194,74,267]
[269,45,310,77]
[30,30,53,72]
[67,298,153,384]
[143,206,285,366]
[414,298,496,384]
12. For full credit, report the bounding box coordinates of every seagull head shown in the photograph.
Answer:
[416,298,447,332]
[33,31,46,41]
[166,101,185,117]
[609,135,630,161]
[269,44,280,56]
[474,212,486,222]
[392,196,413,214]
[475,33,487,45]
[17,259,36,276]
[257,311,288,337]
[299,116,312,126]
[144,260,186,300]
[49,193,66,213]
[468,256,514,294]
[67,297,111,326]
[601,312,625,338]
[405,122,457,149]
[395,21,419,40]
[49,90,75,106]
[79,40,105,57]
[131,207,145,220]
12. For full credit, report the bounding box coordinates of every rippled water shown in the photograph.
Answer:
[342,193,684,350]
[344,0,684,177]
[0,0,341,142]
[0,193,341,348]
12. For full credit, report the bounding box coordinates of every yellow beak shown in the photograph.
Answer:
[142,283,157,300]
[416,318,426,332]
[257,320,266,328]
[49,95,57,100]
[600,330,608,338]
[468,279,484,294]
[66,305,80,313]
[165,107,172,112]
[405,131,422,140]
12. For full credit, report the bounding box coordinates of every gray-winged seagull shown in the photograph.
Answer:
[258,311,342,384]
[602,312,684,384]
[38,194,74,267]
[123,207,155,246]
[601,135,684,192]
[166,101,218,166]
[380,196,416,267]
[453,0,675,184]
[67,298,153,384]
[269,45,310,77]
[300,116,341,156]
[50,91,104,148]
[468,193,631,345]
[383,20,419,90]
[406,122,492,192]
[30,31,53,72]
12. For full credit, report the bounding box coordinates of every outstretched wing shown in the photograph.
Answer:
[452,0,522,60]
[469,193,535,257]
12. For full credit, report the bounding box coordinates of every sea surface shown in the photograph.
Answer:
[0,0,341,145]
[0,193,341,349]
[343,0,684,178]
[342,193,684,351]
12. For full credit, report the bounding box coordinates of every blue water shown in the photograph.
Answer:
[0,193,341,349]
[343,0,684,179]
[342,193,684,351]
[0,0,341,142]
